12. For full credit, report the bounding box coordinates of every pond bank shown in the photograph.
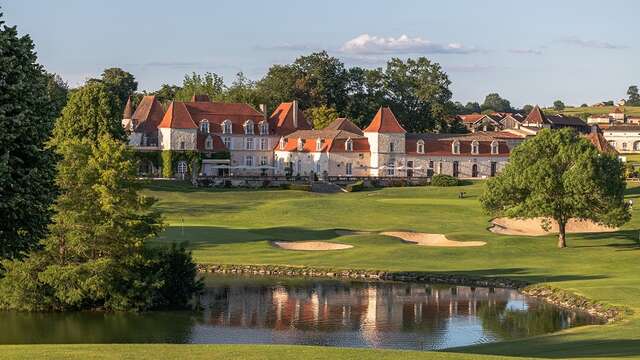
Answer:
[197,263,629,322]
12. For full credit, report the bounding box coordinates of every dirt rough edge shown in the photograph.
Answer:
[381,231,486,247]
[522,285,630,322]
[272,241,353,251]
[490,217,618,236]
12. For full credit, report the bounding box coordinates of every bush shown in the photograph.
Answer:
[345,180,364,192]
[431,174,460,187]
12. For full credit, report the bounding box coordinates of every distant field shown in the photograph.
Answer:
[543,106,640,119]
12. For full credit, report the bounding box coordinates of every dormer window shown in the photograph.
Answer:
[316,138,323,152]
[279,137,286,150]
[297,138,304,151]
[199,119,209,133]
[259,121,269,135]
[471,140,479,155]
[244,120,254,135]
[491,140,499,155]
[222,120,232,134]
[417,140,425,154]
[345,138,353,152]
[205,135,213,150]
[452,140,460,155]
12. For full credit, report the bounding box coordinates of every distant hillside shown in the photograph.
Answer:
[542,106,640,119]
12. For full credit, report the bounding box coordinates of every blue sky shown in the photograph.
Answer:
[4,0,638,107]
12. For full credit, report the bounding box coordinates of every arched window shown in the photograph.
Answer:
[491,140,499,155]
[471,140,479,155]
[297,138,304,151]
[177,160,188,174]
[634,141,640,151]
[316,138,323,152]
[622,142,628,150]
[279,137,286,150]
[205,135,213,150]
[452,140,460,154]
[259,121,269,135]
[199,119,209,133]
[244,120,254,135]
[222,120,232,134]
[417,140,425,154]
[345,138,353,152]
[472,164,478,177]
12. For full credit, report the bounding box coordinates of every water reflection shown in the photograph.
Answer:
[0,276,600,350]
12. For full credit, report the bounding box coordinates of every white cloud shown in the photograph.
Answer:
[340,34,477,55]
[560,37,626,49]
[509,48,543,55]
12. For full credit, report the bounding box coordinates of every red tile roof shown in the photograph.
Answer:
[131,96,165,132]
[364,107,406,133]
[406,137,510,156]
[324,118,364,135]
[123,96,133,119]
[158,102,197,129]
[269,102,312,135]
[191,94,211,102]
[456,114,485,124]
[184,101,265,133]
[524,105,549,125]
[275,129,369,153]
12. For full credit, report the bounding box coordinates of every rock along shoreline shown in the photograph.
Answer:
[197,263,629,323]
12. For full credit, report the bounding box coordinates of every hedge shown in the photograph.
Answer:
[345,180,365,192]
[431,174,460,187]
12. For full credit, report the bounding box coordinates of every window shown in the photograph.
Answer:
[177,160,188,174]
[453,161,459,177]
[260,156,268,166]
[490,162,497,177]
[417,140,424,154]
[345,138,353,152]
[223,137,232,149]
[491,140,499,155]
[222,120,232,134]
[471,140,479,155]
[259,121,269,135]
[296,159,302,174]
[199,119,209,133]
[346,162,353,175]
[407,160,414,177]
[245,156,254,167]
[260,138,267,150]
[634,141,640,151]
[389,142,395,153]
[244,120,254,135]
[387,160,395,176]
[428,161,434,169]
[472,164,478,178]
[180,141,185,150]
[205,136,213,150]
[297,138,304,151]
[623,142,628,150]
[245,137,254,150]
[279,137,286,150]
[316,138,323,152]
[608,140,616,148]
[452,140,460,154]
[316,162,321,174]
[437,162,442,175]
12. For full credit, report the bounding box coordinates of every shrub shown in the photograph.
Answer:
[431,174,460,187]
[345,180,365,192]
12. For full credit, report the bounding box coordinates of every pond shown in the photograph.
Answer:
[0,275,601,350]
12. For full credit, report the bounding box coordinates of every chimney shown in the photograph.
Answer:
[259,104,268,122]
[292,100,298,128]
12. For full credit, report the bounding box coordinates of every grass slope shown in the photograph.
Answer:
[543,105,640,118]
[4,181,639,359]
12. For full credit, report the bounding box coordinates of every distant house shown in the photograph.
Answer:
[601,124,640,153]
[455,114,503,132]
[520,106,589,133]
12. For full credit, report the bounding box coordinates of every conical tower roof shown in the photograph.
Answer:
[363,107,406,133]
[123,96,133,119]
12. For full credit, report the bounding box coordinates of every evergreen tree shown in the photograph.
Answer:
[0,12,57,261]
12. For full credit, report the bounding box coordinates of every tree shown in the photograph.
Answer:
[580,103,588,108]
[52,81,125,144]
[382,57,453,132]
[553,100,565,111]
[256,64,298,111]
[481,93,512,112]
[343,66,386,128]
[305,105,339,129]
[46,73,69,117]
[465,102,481,114]
[151,84,182,104]
[480,128,630,248]
[627,85,640,106]
[0,12,57,261]
[522,104,534,114]
[292,51,349,111]
[223,72,264,108]
[174,72,225,102]
[98,68,138,107]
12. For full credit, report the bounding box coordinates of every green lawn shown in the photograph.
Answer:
[3,181,640,359]
[543,105,640,118]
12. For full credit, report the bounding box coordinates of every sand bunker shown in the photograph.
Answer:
[381,232,486,247]
[272,241,353,251]
[490,217,618,236]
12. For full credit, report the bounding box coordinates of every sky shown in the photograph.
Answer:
[4,0,638,107]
